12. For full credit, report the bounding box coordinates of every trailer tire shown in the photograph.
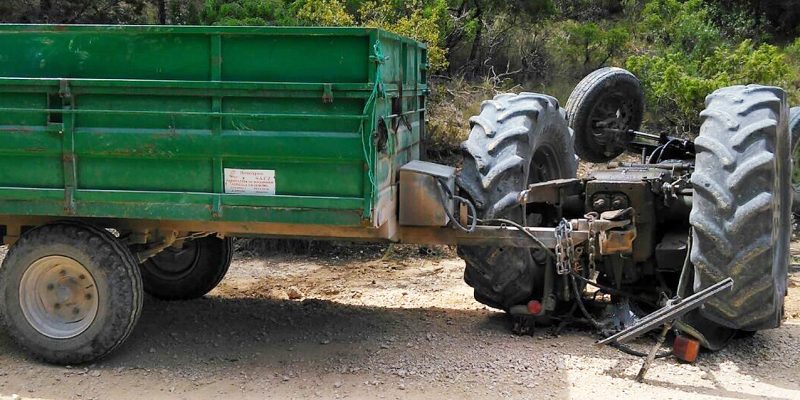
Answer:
[0,222,142,364]
[140,236,232,300]
[565,67,645,163]
[457,93,577,310]
[688,85,790,348]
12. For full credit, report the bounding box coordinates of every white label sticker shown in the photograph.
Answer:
[224,168,276,195]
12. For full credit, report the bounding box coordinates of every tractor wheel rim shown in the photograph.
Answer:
[19,256,99,339]
[588,94,635,140]
[530,143,562,184]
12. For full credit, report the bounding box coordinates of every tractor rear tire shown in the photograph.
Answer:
[140,236,232,300]
[688,85,790,347]
[457,93,577,310]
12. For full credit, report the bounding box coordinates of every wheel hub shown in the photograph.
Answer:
[589,95,634,145]
[147,240,200,280]
[19,256,99,339]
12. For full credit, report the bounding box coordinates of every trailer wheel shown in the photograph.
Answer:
[457,93,577,310]
[688,85,790,349]
[0,222,142,364]
[140,236,232,300]
[565,67,645,163]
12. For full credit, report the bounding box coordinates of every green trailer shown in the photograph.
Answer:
[0,24,427,237]
[0,24,790,366]
[0,24,437,363]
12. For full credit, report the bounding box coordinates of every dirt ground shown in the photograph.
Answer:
[0,243,798,400]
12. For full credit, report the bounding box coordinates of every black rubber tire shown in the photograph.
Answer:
[140,236,232,300]
[457,93,577,310]
[789,106,800,151]
[790,107,800,217]
[689,85,790,341]
[565,67,645,163]
[0,222,143,364]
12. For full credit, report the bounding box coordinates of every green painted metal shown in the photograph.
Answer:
[0,24,428,232]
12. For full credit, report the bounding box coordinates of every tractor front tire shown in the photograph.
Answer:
[688,85,790,348]
[565,67,645,163]
[457,93,577,310]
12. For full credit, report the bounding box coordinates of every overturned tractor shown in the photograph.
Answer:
[456,68,792,351]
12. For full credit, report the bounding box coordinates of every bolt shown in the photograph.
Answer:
[85,293,92,300]
[73,308,80,315]
[612,195,628,209]
[592,197,607,210]
[47,283,55,291]
[59,270,66,276]
[54,303,61,309]
[79,274,86,280]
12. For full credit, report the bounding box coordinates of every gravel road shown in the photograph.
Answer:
[0,244,798,400]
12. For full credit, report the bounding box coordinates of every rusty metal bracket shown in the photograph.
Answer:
[322,83,334,103]
[59,79,77,215]
[211,194,222,219]
[593,208,637,255]
[59,79,72,104]
[134,231,213,263]
[518,178,583,204]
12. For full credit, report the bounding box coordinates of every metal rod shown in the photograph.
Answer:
[597,277,733,345]
[601,128,661,141]
[398,225,589,248]
[609,162,694,170]
[676,232,693,298]
[631,130,661,140]
[636,321,673,382]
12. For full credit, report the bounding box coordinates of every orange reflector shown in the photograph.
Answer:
[527,300,542,315]
[673,335,700,363]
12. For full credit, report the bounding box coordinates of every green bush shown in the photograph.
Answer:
[295,0,353,26]
[639,0,720,58]
[555,20,630,77]
[357,0,448,72]
[627,40,791,133]
[787,38,800,106]
[202,0,295,25]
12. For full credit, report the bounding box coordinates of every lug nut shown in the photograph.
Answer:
[54,303,61,309]
[47,283,54,290]
[612,195,628,209]
[592,197,607,210]
[85,293,92,300]
[59,270,66,276]
[73,307,80,315]
[79,274,85,280]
